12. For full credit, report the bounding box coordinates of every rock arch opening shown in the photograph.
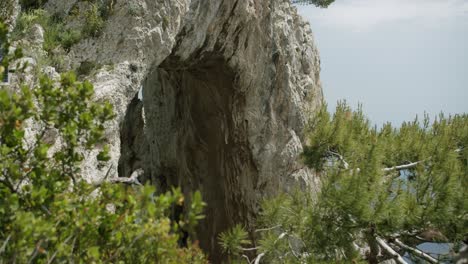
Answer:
[141,54,259,261]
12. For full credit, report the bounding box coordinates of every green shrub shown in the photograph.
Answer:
[0,22,208,263]
[59,29,82,52]
[77,60,101,76]
[12,9,82,53]
[82,4,104,38]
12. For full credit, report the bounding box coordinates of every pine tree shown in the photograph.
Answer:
[221,102,467,263]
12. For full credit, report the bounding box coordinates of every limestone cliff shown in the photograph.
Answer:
[5,0,323,260]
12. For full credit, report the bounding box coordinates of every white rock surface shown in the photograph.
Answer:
[35,0,324,260]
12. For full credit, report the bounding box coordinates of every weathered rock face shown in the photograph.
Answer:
[0,0,20,30]
[42,0,322,260]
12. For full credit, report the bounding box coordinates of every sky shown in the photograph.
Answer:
[296,0,468,127]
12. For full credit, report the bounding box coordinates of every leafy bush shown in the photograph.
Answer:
[0,22,208,263]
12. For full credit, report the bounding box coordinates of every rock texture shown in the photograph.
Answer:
[0,0,19,30]
[23,0,322,260]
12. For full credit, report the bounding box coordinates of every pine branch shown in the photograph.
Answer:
[393,239,438,263]
[246,232,289,263]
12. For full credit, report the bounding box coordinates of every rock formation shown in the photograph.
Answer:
[9,0,323,260]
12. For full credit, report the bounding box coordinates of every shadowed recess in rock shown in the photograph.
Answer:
[118,91,147,179]
[142,54,259,262]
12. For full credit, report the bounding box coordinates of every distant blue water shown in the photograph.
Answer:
[403,242,453,263]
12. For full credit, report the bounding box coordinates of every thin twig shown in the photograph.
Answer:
[0,234,11,254]
[255,225,281,233]
[241,254,252,264]
[275,232,288,244]
[240,247,260,251]
[28,239,44,264]
[47,251,58,264]
[0,178,17,193]
[96,168,143,186]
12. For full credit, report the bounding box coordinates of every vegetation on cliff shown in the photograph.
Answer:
[291,0,335,8]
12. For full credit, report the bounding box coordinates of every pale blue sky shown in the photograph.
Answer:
[296,0,468,127]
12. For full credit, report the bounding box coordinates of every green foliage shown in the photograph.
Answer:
[291,0,335,8]
[82,0,115,19]
[0,23,208,263]
[219,224,251,256]
[77,60,101,77]
[12,1,111,56]
[221,102,467,263]
[82,4,104,38]
[13,9,82,52]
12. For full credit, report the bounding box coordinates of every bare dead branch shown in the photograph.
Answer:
[240,247,260,251]
[393,239,438,263]
[255,225,281,233]
[327,150,349,169]
[254,253,265,264]
[107,177,142,185]
[96,169,143,186]
[375,237,408,264]
[382,161,423,172]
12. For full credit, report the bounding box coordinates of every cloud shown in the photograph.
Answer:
[297,0,468,32]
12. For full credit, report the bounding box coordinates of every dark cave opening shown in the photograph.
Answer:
[140,54,259,261]
[118,91,147,179]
